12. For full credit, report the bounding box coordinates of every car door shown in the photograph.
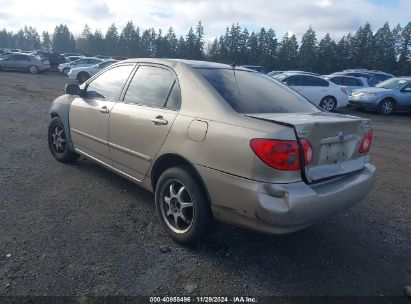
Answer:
[299,76,329,104]
[15,55,30,70]
[283,75,305,95]
[3,54,17,69]
[69,64,135,164]
[109,64,180,181]
[397,82,411,110]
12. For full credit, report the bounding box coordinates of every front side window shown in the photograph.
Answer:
[85,64,134,100]
[123,65,178,108]
[197,68,319,114]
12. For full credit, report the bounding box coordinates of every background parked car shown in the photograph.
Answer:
[332,71,379,87]
[31,51,67,71]
[66,56,85,62]
[68,59,118,83]
[0,53,50,73]
[58,57,102,75]
[349,77,411,114]
[323,75,369,94]
[274,73,349,111]
[61,53,84,58]
[239,65,268,73]
[343,69,394,83]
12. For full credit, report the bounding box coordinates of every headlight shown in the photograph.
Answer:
[359,93,377,98]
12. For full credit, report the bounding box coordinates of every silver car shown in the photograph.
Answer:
[349,77,411,114]
[0,53,50,73]
[48,59,376,244]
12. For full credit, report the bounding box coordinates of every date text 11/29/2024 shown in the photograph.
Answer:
[149,296,257,303]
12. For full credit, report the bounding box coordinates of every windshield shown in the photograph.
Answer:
[375,78,410,90]
[197,68,319,114]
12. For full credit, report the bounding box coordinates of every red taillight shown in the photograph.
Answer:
[250,138,314,171]
[301,139,314,164]
[359,130,373,153]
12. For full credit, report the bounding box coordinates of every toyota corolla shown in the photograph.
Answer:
[48,59,376,244]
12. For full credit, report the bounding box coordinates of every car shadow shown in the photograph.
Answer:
[66,156,408,296]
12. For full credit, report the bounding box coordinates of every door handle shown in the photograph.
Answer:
[151,116,168,125]
[99,106,110,114]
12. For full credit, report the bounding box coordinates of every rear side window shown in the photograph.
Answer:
[85,65,134,100]
[124,65,179,108]
[197,68,318,114]
[15,55,29,61]
[375,74,392,82]
[303,76,329,87]
[283,75,305,86]
[345,78,362,86]
[330,77,344,85]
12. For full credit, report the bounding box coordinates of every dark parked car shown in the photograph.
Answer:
[239,65,268,73]
[0,53,50,73]
[332,71,378,86]
[31,51,67,70]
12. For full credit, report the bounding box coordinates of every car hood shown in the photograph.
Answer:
[351,87,392,94]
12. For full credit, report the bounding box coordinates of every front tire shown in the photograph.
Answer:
[48,117,79,163]
[77,72,90,83]
[378,98,394,115]
[28,65,38,74]
[320,96,337,112]
[155,167,211,245]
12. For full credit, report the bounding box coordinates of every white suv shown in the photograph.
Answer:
[275,73,349,111]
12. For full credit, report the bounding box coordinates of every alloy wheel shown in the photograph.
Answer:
[380,100,393,114]
[29,66,38,74]
[160,180,194,234]
[51,125,67,155]
[321,97,335,112]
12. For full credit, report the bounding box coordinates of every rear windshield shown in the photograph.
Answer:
[197,68,319,114]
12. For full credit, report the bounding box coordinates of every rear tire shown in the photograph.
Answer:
[378,98,394,115]
[28,65,38,74]
[48,117,79,163]
[155,167,211,245]
[320,96,337,112]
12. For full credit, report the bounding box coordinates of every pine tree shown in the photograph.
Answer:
[352,23,374,69]
[195,21,205,59]
[398,22,411,75]
[41,31,52,51]
[298,26,318,72]
[317,33,338,74]
[52,24,76,53]
[105,23,119,56]
[277,33,299,70]
[373,23,396,72]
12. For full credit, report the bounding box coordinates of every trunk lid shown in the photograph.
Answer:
[247,112,372,183]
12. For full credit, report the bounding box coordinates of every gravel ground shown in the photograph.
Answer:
[0,71,410,300]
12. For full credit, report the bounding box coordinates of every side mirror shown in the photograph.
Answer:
[65,83,80,95]
[401,87,411,93]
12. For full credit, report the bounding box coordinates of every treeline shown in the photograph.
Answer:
[0,21,410,75]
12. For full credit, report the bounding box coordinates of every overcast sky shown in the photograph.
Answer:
[0,0,410,40]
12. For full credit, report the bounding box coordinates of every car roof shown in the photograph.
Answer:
[121,58,252,70]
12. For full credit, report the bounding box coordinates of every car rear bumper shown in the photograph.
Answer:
[197,163,376,234]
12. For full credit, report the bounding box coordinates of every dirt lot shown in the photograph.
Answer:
[0,71,410,300]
